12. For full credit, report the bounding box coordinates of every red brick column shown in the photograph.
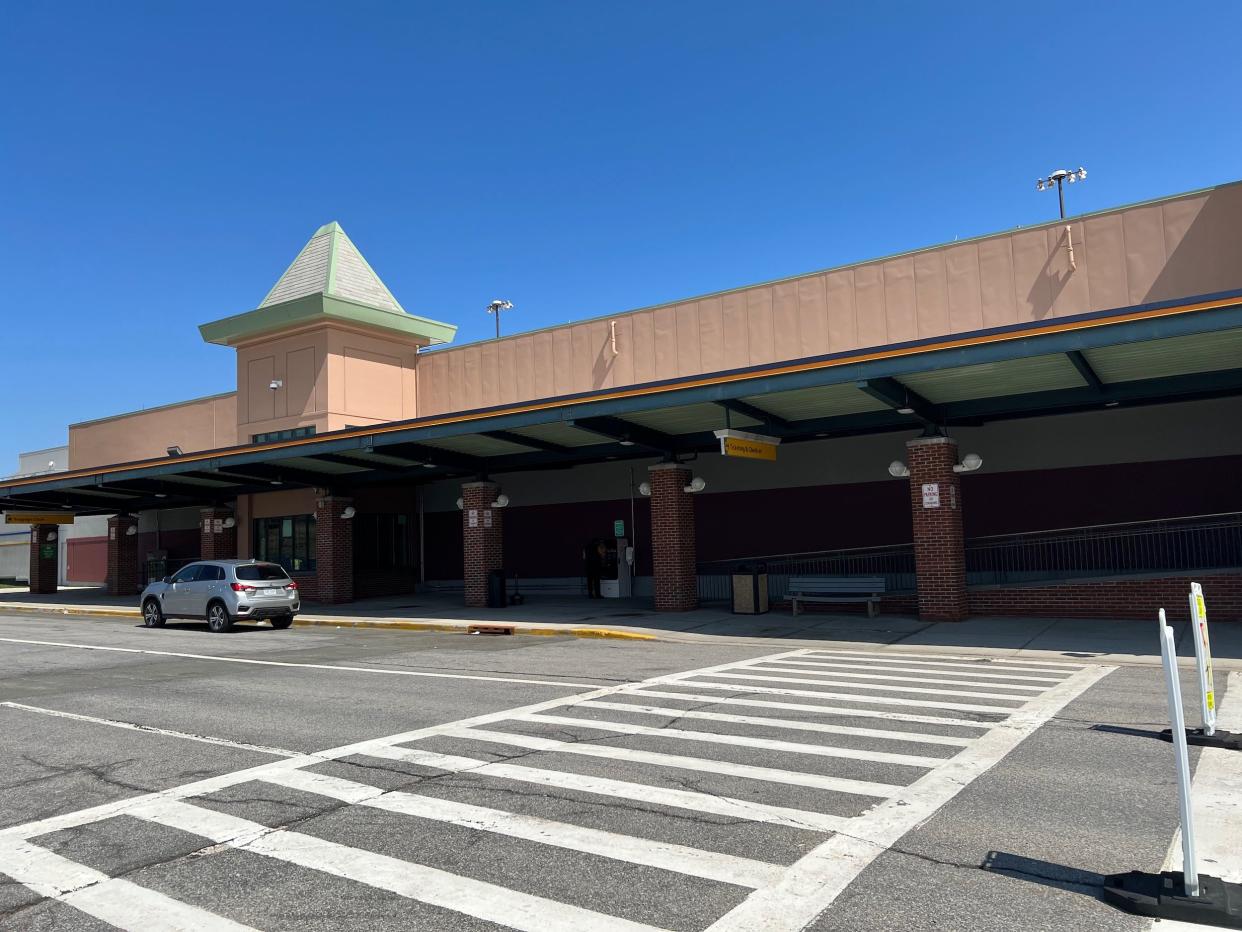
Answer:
[314,496,354,604]
[28,524,59,595]
[106,514,140,596]
[906,435,967,621]
[462,481,504,608]
[648,463,698,612]
[199,506,238,560]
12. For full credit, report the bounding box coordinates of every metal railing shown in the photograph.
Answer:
[964,512,1242,585]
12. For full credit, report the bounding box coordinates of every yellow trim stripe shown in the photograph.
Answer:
[4,294,1236,491]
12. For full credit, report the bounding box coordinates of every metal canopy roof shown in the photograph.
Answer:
[4,291,1242,517]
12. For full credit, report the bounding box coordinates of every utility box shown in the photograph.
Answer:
[487,569,507,608]
[600,537,633,598]
[731,564,769,615]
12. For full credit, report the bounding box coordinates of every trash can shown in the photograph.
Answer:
[487,569,507,609]
[731,563,769,615]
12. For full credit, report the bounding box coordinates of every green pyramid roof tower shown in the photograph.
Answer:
[200,222,456,347]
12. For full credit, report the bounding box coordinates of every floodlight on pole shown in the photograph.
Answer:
[1036,167,1087,219]
[487,299,514,340]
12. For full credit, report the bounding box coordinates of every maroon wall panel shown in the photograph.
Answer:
[66,536,107,583]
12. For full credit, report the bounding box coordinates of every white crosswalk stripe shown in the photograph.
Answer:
[0,646,1110,932]
[265,768,786,888]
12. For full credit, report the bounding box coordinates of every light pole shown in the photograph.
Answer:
[487,299,513,340]
[1036,167,1087,219]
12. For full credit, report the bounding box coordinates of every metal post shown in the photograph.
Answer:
[1188,582,1216,736]
[1158,609,1199,897]
[1056,177,1066,220]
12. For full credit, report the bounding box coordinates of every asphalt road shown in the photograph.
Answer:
[0,611,1228,931]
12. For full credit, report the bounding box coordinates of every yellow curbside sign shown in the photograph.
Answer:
[714,429,780,462]
[4,512,75,525]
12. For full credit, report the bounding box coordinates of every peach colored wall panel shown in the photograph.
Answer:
[944,244,983,334]
[853,266,887,348]
[720,292,750,369]
[881,257,917,343]
[631,312,656,384]
[745,288,775,365]
[796,276,828,357]
[344,346,403,422]
[674,303,702,377]
[976,238,1018,330]
[1083,213,1128,312]
[913,252,949,338]
[1010,228,1053,321]
[823,269,858,352]
[1046,223,1091,319]
[698,297,725,374]
[411,186,1242,418]
[1123,205,1167,306]
[610,316,636,386]
[69,394,237,469]
[496,339,517,407]
[653,306,678,379]
[249,488,317,519]
[479,342,500,407]
[771,281,800,362]
[285,347,317,417]
[247,357,276,422]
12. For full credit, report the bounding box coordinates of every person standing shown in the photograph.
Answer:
[584,537,602,598]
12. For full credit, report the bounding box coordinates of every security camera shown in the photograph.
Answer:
[269,379,283,391]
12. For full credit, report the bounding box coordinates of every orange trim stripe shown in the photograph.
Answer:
[4,294,1237,491]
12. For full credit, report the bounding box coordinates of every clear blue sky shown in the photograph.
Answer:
[2,2,1239,470]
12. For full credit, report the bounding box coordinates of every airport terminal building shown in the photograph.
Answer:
[4,183,1242,621]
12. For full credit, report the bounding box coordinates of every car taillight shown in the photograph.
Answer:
[286,581,298,590]
[231,583,256,592]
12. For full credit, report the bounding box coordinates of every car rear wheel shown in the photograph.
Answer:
[206,601,233,633]
[270,614,294,630]
[142,599,165,627]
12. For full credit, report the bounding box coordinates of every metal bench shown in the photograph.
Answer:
[788,575,886,618]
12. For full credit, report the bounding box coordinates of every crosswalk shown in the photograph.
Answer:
[0,647,1111,931]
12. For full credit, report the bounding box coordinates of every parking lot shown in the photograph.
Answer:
[0,612,1236,931]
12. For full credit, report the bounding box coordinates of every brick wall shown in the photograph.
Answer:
[906,435,967,621]
[314,496,354,604]
[106,515,141,596]
[199,506,238,560]
[27,524,58,594]
[462,481,503,608]
[968,571,1242,622]
[649,463,697,612]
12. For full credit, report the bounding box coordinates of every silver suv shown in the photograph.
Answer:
[140,560,300,633]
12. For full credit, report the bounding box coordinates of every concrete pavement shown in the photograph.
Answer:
[0,610,1238,930]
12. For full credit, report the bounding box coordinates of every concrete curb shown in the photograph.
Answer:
[0,602,658,641]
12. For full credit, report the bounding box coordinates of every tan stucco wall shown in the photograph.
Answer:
[69,393,237,469]
[235,323,421,438]
[415,183,1242,417]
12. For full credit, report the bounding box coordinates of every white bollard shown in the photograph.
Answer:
[1158,609,1199,897]
[1187,583,1216,737]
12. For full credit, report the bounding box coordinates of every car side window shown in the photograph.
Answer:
[171,565,200,584]
[205,565,225,581]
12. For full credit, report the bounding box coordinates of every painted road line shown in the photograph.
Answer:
[0,702,302,758]
[364,743,853,832]
[693,672,1033,703]
[622,689,993,729]
[0,648,824,843]
[767,659,1063,684]
[574,700,976,746]
[703,663,1115,932]
[0,636,602,689]
[799,649,1084,671]
[650,680,1018,714]
[0,838,255,931]
[441,726,907,797]
[747,665,1049,691]
[131,799,670,932]
[517,712,946,767]
[266,768,785,889]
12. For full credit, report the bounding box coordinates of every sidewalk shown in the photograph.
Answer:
[2,585,1240,666]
